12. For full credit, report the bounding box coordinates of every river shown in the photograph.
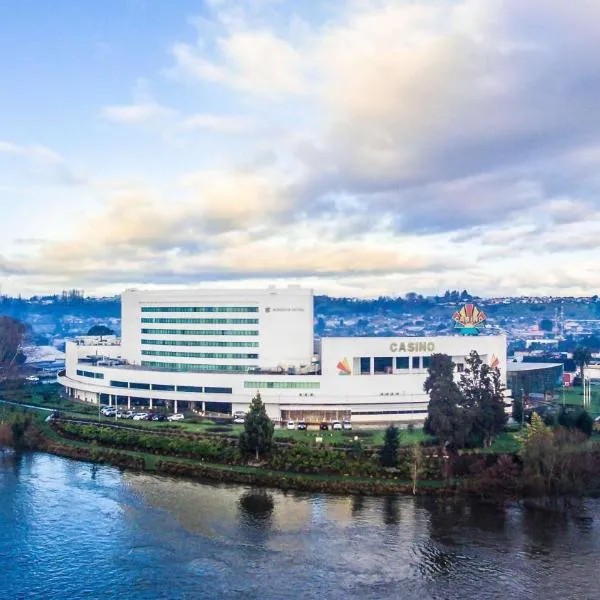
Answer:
[0,452,599,599]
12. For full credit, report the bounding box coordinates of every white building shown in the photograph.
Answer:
[58,286,507,424]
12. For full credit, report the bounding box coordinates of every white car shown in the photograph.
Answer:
[332,421,342,430]
[100,407,116,416]
[286,420,296,430]
[342,420,352,430]
[168,413,185,422]
[132,413,148,421]
[233,415,245,424]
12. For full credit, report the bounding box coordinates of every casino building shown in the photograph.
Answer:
[58,286,507,424]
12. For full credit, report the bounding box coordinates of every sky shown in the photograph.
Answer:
[1,0,600,299]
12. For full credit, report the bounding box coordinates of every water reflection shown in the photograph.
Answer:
[239,490,275,524]
[1,453,599,600]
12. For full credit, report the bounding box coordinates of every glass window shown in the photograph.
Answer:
[374,357,393,374]
[141,306,258,313]
[141,361,251,372]
[130,382,150,390]
[244,381,320,389]
[152,384,176,391]
[360,357,371,375]
[176,385,203,393]
[141,318,258,325]
[396,357,409,369]
[141,339,259,347]
[110,380,129,388]
[141,328,259,336]
[204,387,232,394]
[412,357,420,369]
[422,356,431,369]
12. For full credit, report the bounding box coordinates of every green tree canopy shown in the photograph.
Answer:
[424,353,469,450]
[239,392,274,461]
[573,346,592,386]
[459,350,507,447]
[380,424,400,467]
[87,324,114,337]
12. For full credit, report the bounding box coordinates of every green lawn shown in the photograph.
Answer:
[554,386,600,417]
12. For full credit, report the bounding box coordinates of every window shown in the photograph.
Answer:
[152,384,175,391]
[374,357,393,374]
[110,380,129,388]
[141,339,259,347]
[412,357,420,369]
[130,382,150,390]
[141,350,258,360]
[352,409,428,416]
[395,357,409,369]
[244,381,320,389]
[142,361,252,372]
[176,385,203,393]
[76,370,104,379]
[204,387,232,394]
[360,357,371,375]
[141,328,259,336]
[141,306,258,313]
[422,356,431,369]
[141,318,258,325]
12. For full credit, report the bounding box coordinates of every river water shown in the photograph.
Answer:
[1,452,599,600]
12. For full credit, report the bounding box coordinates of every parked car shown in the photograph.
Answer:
[297,421,307,431]
[319,422,329,431]
[100,407,116,417]
[132,412,148,421]
[342,420,352,430]
[167,413,185,422]
[286,420,296,430]
[152,414,168,422]
[233,415,245,424]
[332,421,342,431]
[120,411,134,420]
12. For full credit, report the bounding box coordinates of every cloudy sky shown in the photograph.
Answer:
[1,0,599,298]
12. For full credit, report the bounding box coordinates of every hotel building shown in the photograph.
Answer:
[58,286,507,424]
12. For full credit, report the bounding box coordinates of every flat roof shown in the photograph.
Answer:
[507,362,563,372]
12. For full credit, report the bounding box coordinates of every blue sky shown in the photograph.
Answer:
[1,0,600,297]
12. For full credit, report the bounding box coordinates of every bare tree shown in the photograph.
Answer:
[0,316,27,381]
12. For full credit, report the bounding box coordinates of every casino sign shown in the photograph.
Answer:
[453,303,487,335]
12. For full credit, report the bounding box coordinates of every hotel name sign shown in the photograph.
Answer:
[389,341,435,353]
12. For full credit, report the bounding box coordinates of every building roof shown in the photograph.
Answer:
[507,362,563,372]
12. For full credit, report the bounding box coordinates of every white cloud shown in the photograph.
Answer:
[180,113,255,133]
[100,102,176,123]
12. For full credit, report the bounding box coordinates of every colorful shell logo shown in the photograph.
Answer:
[490,354,499,369]
[337,357,351,375]
[452,303,487,335]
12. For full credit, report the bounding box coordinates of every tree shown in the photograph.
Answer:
[574,410,593,437]
[573,346,592,388]
[424,353,469,450]
[410,442,424,495]
[459,350,507,448]
[539,318,553,332]
[87,324,114,338]
[238,392,274,461]
[380,424,400,467]
[512,396,523,426]
[0,316,26,380]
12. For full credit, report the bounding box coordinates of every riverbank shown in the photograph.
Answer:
[3,389,600,501]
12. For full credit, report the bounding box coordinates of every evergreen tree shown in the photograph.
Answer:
[459,350,507,448]
[239,392,274,461]
[512,396,523,425]
[574,410,593,437]
[424,353,468,450]
[380,424,400,467]
[573,346,592,388]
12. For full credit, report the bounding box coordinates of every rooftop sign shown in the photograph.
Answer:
[453,303,486,335]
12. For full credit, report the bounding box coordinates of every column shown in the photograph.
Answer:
[174,400,178,414]
[370,357,374,375]
[149,398,153,410]
[127,397,131,410]
[202,401,205,415]
[109,395,113,407]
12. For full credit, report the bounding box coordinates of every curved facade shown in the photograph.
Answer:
[58,286,507,424]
